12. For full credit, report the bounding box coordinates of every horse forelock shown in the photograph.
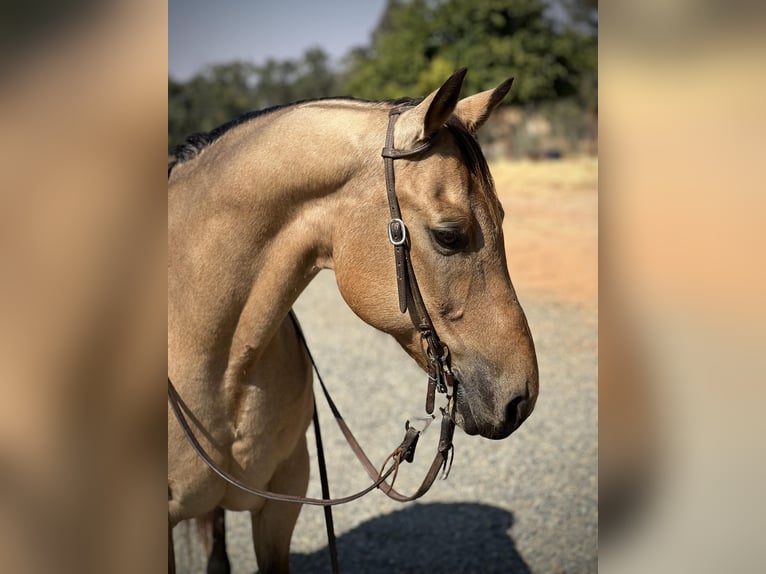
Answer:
[443,117,504,230]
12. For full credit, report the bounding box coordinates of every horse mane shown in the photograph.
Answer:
[169,103,290,176]
[168,96,422,176]
[167,97,501,227]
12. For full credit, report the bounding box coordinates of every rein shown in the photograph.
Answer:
[167,311,455,507]
[168,105,457,571]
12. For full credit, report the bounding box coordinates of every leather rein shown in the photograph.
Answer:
[168,105,458,568]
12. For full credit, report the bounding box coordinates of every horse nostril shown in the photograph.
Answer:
[505,395,527,430]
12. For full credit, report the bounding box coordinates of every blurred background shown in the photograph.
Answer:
[0,0,764,572]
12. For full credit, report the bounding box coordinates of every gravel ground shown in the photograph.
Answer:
[173,270,598,573]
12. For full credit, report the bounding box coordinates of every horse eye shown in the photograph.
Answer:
[432,228,467,251]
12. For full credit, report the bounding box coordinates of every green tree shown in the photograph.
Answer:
[345,0,595,105]
[560,0,597,34]
[291,47,341,100]
[168,61,259,148]
[169,47,343,149]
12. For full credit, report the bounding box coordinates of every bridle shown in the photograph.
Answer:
[168,105,458,571]
[382,104,457,415]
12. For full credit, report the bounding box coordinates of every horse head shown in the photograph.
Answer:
[333,70,539,440]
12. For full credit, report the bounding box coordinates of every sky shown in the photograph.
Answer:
[169,0,388,80]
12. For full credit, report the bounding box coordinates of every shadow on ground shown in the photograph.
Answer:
[288,502,530,574]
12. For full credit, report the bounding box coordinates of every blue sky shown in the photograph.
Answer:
[169,0,387,80]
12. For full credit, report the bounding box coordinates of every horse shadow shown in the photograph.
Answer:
[288,502,531,574]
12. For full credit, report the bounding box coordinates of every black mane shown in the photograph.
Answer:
[168,103,289,176]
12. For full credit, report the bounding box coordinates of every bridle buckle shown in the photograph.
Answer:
[388,218,407,246]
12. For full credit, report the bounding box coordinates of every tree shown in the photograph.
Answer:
[168,61,258,148]
[344,0,596,105]
[291,47,341,100]
[560,0,597,34]
[169,48,343,149]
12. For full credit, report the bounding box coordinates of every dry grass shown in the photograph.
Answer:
[491,157,598,308]
[491,156,598,194]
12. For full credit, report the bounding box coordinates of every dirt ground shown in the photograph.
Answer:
[491,157,598,309]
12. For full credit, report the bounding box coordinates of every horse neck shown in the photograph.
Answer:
[168,102,387,381]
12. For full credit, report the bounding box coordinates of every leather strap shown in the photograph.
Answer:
[381,107,456,414]
[381,107,412,314]
[168,372,453,505]
[312,392,338,573]
[291,311,455,503]
[169,377,397,505]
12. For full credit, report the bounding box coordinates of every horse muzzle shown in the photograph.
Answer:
[452,371,535,440]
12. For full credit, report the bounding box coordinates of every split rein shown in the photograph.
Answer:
[167,309,456,506]
[168,105,458,550]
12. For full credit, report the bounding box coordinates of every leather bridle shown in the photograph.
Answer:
[382,104,457,415]
[168,104,458,572]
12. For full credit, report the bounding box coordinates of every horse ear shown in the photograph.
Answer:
[454,76,514,135]
[397,68,467,144]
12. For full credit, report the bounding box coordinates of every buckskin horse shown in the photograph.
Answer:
[168,69,539,573]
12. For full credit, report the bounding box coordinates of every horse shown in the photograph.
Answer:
[168,69,539,573]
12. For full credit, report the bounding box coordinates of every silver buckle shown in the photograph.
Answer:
[388,218,407,246]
